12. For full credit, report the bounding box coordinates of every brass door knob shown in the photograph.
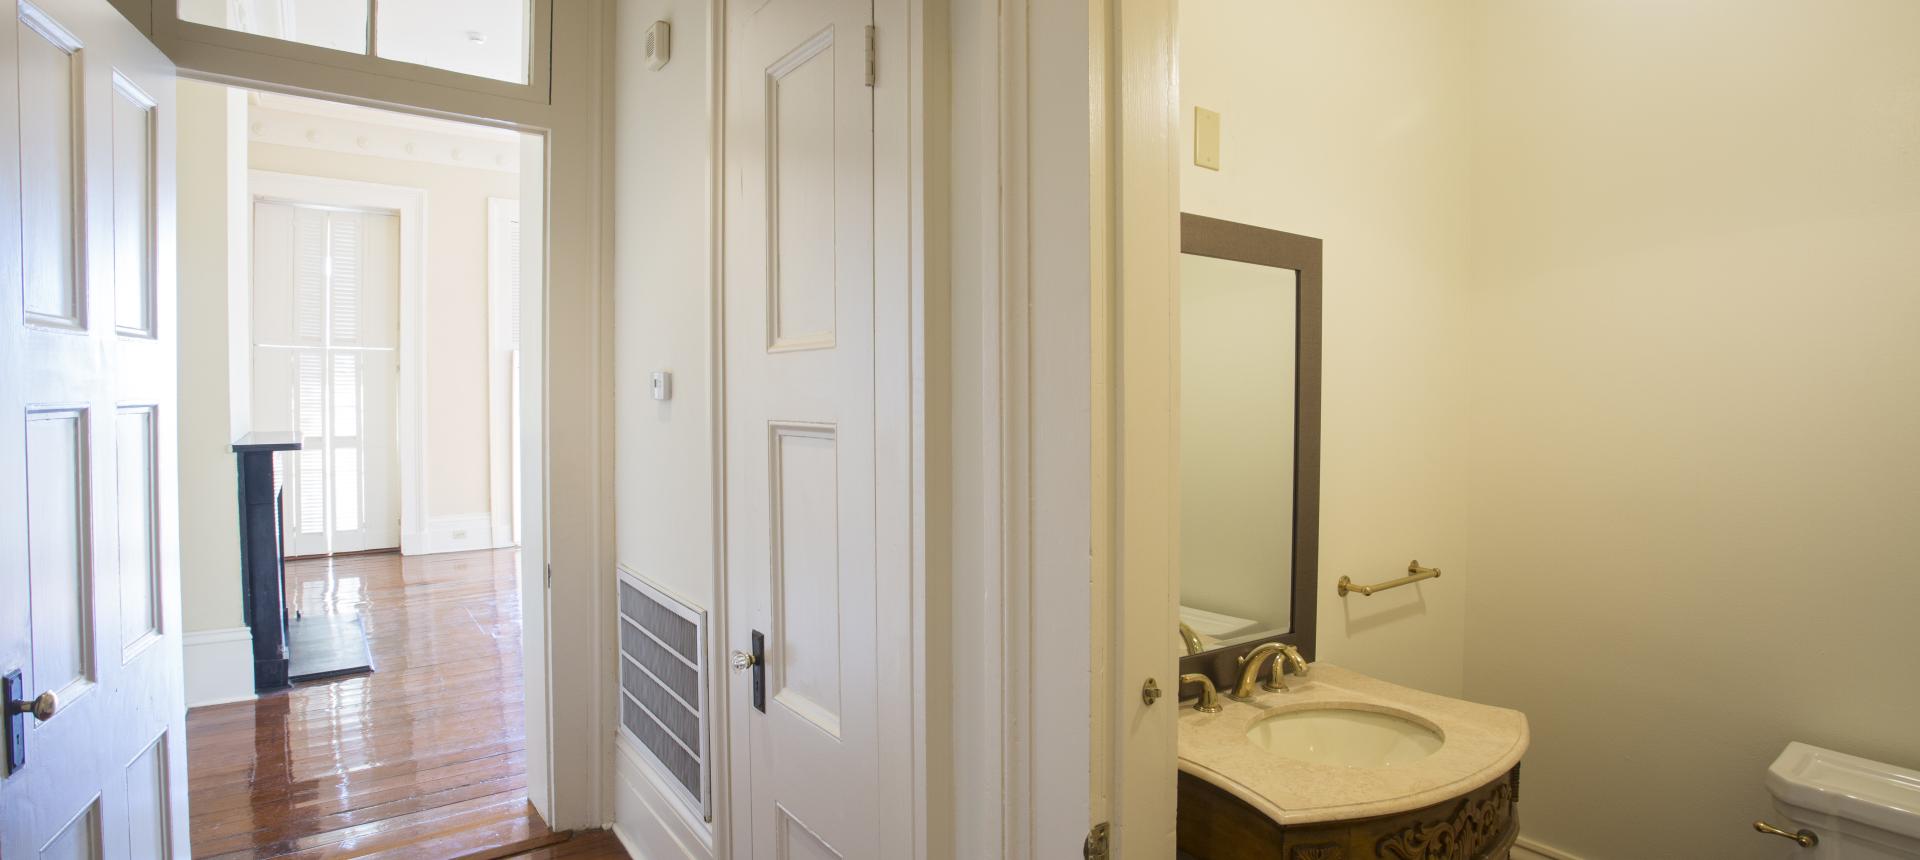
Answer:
[7,689,57,722]
[1754,820,1817,847]
[729,650,757,671]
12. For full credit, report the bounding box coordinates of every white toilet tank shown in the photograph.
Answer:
[1762,742,1920,859]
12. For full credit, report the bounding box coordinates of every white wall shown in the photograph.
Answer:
[248,140,516,540]
[608,0,720,856]
[1179,0,1475,694]
[1463,2,1920,857]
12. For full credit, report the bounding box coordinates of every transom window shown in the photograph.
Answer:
[177,0,532,84]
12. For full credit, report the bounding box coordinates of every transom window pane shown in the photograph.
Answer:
[178,0,533,85]
[178,0,369,54]
[376,0,531,84]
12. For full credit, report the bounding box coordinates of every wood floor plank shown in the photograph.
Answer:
[186,549,627,859]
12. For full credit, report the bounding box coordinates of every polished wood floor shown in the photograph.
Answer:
[186,548,629,859]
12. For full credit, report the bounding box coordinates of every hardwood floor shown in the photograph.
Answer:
[186,548,629,859]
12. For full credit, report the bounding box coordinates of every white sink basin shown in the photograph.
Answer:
[1244,707,1444,768]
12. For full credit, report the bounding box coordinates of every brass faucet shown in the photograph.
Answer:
[1179,673,1222,713]
[1231,642,1286,699]
[1263,644,1310,693]
[1178,622,1205,656]
[1232,642,1310,698]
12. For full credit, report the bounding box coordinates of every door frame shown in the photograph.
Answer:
[118,0,616,830]
[943,0,1178,855]
[245,170,424,556]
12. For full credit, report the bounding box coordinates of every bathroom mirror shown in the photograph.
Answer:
[1178,213,1322,690]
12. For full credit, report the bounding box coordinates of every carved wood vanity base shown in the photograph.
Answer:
[1177,766,1520,860]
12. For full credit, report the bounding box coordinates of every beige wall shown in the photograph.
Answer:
[606,0,718,852]
[248,141,516,521]
[1463,2,1920,856]
[176,80,249,634]
[1179,0,1475,694]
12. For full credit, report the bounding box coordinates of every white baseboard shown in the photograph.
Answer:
[183,627,256,708]
[612,737,714,860]
[1515,835,1583,860]
[490,523,519,549]
[402,514,495,556]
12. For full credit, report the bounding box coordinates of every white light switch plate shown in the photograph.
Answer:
[651,371,673,401]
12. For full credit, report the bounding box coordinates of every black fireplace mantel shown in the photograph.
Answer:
[233,432,301,692]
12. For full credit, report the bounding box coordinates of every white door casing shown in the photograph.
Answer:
[723,0,915,856]
[249,200,401,557]
[485,196,521,548]
[0,0,186,856]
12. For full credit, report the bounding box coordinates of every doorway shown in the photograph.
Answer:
[172,82,571,857]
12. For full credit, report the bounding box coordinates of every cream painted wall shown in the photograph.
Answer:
[1463,2,1920,857]
[1179,0,1474,693]
[176,80,249,633]
[607,1,720,854]
[609,1,714,614]
[248,142,517,521]
[1178,255,1295,635]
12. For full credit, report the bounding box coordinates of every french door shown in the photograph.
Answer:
[0,0,188,856]
[250,199,401,556]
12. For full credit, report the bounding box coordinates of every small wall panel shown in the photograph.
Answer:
[110,72,156,337]
[123,733,171,858]
[27,409,93,695]
[765,30,838,352]
[18,3,84,328]
[768,422,842,737]
[117,407,160,657]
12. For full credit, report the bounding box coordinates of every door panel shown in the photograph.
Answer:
[26,409,93,697]
[17,3,82,328]
[725,0,890,857]
[115,406,159,657]
[0,0,183,857]
[108,73,154,337]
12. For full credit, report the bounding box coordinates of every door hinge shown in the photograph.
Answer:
[545,562,552,588]
[864,25,876,87]
[1083,822,1110,860]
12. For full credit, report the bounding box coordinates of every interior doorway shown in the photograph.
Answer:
[172,82,578,857]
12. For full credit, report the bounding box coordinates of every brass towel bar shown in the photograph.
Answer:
[1337,560,1441,597]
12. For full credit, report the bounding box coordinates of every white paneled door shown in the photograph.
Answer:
[250,200,401,556]
[0,0,186,857]
[724,0,909,857]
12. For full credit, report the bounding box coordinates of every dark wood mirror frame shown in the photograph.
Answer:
[1176,213,1323,695]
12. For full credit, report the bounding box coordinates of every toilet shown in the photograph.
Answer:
[1763,742,1920,858]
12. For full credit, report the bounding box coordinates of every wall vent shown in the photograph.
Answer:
[616,569,709,820]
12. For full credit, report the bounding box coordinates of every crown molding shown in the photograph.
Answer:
[248,98,520,174]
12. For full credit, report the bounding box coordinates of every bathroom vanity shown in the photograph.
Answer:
[1172,214,1528,857]
[1177,666,1528,860]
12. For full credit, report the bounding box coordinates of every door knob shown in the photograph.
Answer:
[730,650,757,671]
[7,690,57,722]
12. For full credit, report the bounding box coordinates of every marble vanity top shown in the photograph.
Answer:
[1178,664,1529,825]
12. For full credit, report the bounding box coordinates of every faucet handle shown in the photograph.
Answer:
[1180,673,1223,713]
